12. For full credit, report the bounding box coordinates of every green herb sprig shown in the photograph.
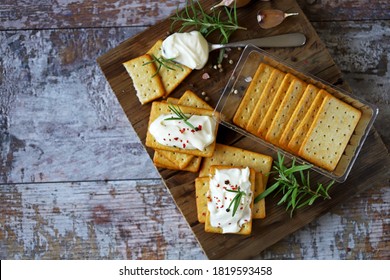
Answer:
[254,152,335,217]
[226,187,246,217]
[143,54,183,78]
[170,0,246,63]
[165,103,198,131]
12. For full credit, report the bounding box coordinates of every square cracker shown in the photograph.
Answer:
[298,95,361,171]
[156,149,194,169]
[166,97,179,104]
[287,90,330,154]
[178,90,213,110]
[204,165,256,235]
[265,77,307,145]
[253,173,266,219]
[257,73,295,138]
[233,63,274,129]
[145,102,220,157]
[123,54,165,105]
[246,68,286,136]
[195,177,209,223]
[147,40,192,97]
[199,144,273,182]
[153,150,201,172]
[279,84,320,150]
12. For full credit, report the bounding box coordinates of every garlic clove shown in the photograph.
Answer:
[257,9,299,29]
[211,0,252,10]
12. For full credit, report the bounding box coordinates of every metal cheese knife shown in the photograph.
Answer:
[208,32,306,51]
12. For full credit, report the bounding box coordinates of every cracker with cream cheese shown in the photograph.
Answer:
[199,143,271,219]
[145,102,220,157]
[195,173,265,223]
[205,165,255,235]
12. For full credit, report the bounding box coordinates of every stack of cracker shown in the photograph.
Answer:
[233,62,362,172]
[146,90,217,173]
[144,89,274,234]
[195,143,273,235]
[123,40,192,105]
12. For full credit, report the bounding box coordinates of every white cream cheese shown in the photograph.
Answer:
[161,31,209,70]
[149,113,216,151]
[207,167,252,233]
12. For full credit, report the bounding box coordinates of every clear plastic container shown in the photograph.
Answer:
[214,45,379,182]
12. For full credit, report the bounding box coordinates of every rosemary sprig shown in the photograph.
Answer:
[226,187,246,217]
[165,103,198,131]
[142,54,183,78]
[170,0,246,63]
[254,152,335,217]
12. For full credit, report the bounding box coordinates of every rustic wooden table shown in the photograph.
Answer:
[0,0,389,259]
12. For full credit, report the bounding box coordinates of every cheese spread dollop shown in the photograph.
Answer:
[149,113,216,151]
[207,167,252,233]
[162,31,209,70]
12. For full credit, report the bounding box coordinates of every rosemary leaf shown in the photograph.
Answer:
[254,152,335,216]
[143,54,183,78]
[278,188,293,205]
[254,181,280,204]
[226,187,246,217]
[165,103,198,131]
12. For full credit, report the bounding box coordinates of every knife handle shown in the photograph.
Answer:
[215,33,307,49]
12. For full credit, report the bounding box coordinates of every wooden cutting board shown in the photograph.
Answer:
[97,0,389,259]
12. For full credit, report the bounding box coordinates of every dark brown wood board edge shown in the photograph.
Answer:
[96,0,389,259]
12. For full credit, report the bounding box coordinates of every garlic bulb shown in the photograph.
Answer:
[211,0,252,10]
[257,9,299,29]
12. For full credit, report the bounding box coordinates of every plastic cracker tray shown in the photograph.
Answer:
[214,45,379,182]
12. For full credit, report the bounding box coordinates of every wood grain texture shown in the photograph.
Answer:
[1,0,388,29]
[0,28,160,183]
[0,0,389,260]
[0,0,184,30]
[297,0,390,21]
[0,180,205,259]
